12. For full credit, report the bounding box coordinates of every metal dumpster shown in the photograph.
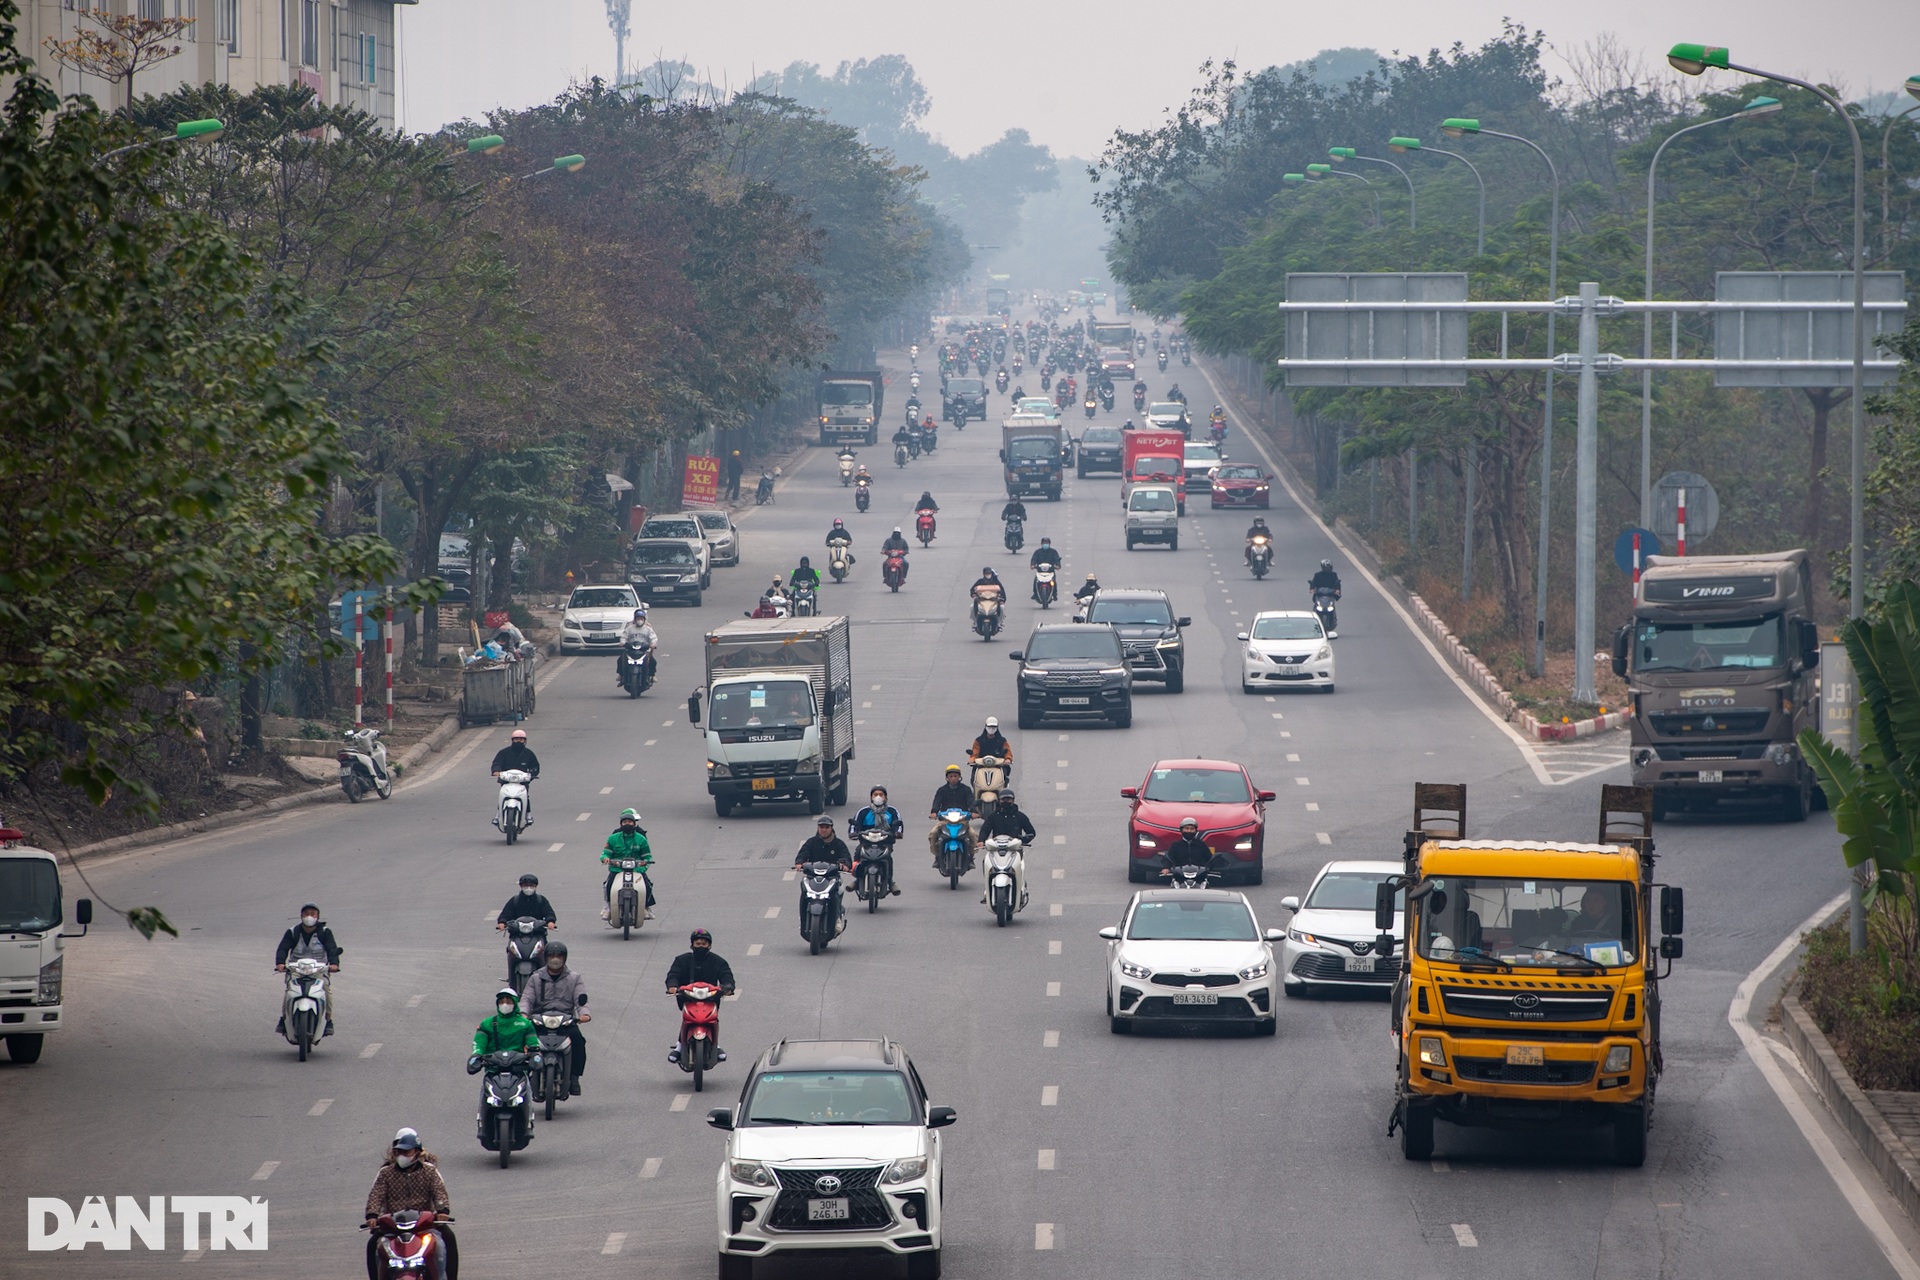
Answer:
[459,651,537,729]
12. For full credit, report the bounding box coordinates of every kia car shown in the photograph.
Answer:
[1239,611,1335,693]
[1100,890,1282,1035]
[1278,861,1405,996]
[1210,462,1271,508]
[1122,759,1275,884]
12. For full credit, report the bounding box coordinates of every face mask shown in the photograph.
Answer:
[301,916,318,928]
[394,1154,416,1170]
[871,796,885,808]
[497,1003,514,1016]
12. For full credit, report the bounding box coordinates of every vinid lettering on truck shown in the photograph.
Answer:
[1681,585,1736,598]
[26,1196,268,1251]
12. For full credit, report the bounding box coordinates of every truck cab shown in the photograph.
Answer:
[1001,415,1065,500]
[691,617,854,818]
[1382,784,1682,1167]
[0,830,91,1064]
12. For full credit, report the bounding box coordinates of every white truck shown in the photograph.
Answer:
[688,616,855,818]
[0,827,92,1064]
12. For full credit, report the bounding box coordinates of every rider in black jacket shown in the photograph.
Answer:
[1309,559,1342,595]
[496,874,557,930]
[663,929,736,1063]
[976,790,1036,843]
[1028,538,1062,570]
[1162,818,1217,870]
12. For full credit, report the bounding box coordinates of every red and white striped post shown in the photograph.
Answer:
[1676,487,1688,557]
[384,587,395,731]
[353,595,365,728]
[1632,531,1643,599]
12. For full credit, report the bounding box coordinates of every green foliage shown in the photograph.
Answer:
[1862,317,1920,600]
[1798,920,1920,1090]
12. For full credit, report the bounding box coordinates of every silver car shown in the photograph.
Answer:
[694,510,739,567]
[1278,860,1404,996]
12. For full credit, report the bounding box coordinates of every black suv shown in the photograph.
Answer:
[943,378,987,424]
[1010,624,1133,728]
[1076,589,1190,692]
[1077,426,1124,476]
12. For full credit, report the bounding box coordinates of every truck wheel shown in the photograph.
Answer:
[714,796,734,818]
[1399,1103,1435,1160]
[827,774,849,807]
[1779,774,1812,823]
[807,786,826,816]
[1612,1103,1648,1166]
[1169,533,1179,551]
[5,1033,44,1063]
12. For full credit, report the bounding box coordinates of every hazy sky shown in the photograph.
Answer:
[401,0,1917,157]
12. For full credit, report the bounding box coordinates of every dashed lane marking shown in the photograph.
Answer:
[1057,733,1069,741]
[782,870,796,881]
[1305,802,1320,811]
[1048,940,1062,955]
[360,1044,382,1059]
[1049,903,1063,916]
[661,720,673,727]
[1451,1224,1478,1247]
[1053,835,1066,845]
[1054,808,1065,817]
[251,1162,278,1181]
[1055,781,1067,791]
[670,1094,691,1112]
[1431,1159,1451,1173]
[1045,982,1061,997]
[862,701,873,708]
[308,1099,333,1116]
[622,763,636,771]
[600,786,614,795]
[747,944,764,956]
[1038,1149,1056,1170]
[763,907,780,918]
[1271,712,1284,720]
[1051,868,1065,879]
[639,1158,662,1179]
[1286,753,1300,762]
[1043,1030,1059,1048]
[182,1248,205,1261]
[1041,1085,1059,1106]
[1035,1224,1056,1251]
[576,813,591,821]
[871,684,882,691]
[406,994,424,1008]
[1295,777,1310,786]
[1317,833,1332,844]
[1057,759,1069,768]
[547,843,564,852]
[602,1233,627,1255]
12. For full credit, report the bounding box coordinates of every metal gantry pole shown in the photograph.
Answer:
[1462,440,1477,600]
[1573,283,1601,705]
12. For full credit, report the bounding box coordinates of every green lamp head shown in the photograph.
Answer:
[173,118,223,142]
[1307,163,1334,175]
[1388,136,1421,153]
[552,154,586,173]
[1282,172,1308,183]
[1905,74,1920,103]
[1440,118,1480,138]
[1666,43,1730,76]
[466,134,506,155]
[1741,95,1783,117]
[1328,146,1356,160]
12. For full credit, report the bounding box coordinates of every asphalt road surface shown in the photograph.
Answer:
[6,332,1916,1279]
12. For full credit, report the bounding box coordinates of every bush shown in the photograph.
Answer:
[1798,920,1920,1091]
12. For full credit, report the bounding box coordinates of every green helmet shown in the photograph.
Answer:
[620,808,640,821]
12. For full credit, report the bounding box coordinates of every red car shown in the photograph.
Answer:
[1210,463,1271,508]
[1122,759,1275,884]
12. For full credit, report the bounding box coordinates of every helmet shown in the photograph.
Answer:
[620,808,640,824]
[798,555,810,566]
[998,789,1016,804]
[518,873,539,887]
[1321,559,1333,571]
[689,928,713,947]
[392,1127,422,1152]
[494,986,519,1007]
[982,565,994,576]
[1085,573,1098,581]
[945,764,963,776]
[870,785,889,799]
[833,518,844,528]
[1180,817,1200,831]
[984,716,999,730]
[545,940,567,960]
[510,729,527,742]
[731,450,741,457]
[633,609,646,620]
[893,526,903,534]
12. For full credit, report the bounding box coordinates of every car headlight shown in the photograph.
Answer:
[1100,666,1127,676]
[796,755,821,772]
[1135,833,1156,848]
[1246,648,1261,661]
[680,573,699,582]
[1315,644,1333,661]
[1288,928,1319,945]
[707,762,730,778]
[1237,960,1270,981]
[882,1156,929,1184]
[1418,1036,1447,1067]
[1233,838,1254,852]
[1603,1045,1633,1074]
[1118,958,1152,980]
[562,616,582,631]
[1156,638,1181,649]
[36,955,62,1005]
[730,1160,777,1187]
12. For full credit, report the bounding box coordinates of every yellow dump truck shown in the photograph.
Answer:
[1380,783,1684,1166]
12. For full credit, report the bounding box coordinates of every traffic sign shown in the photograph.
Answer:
[1613,528,1663,575]
[1652,472,1718,545]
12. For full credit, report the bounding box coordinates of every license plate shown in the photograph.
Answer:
[1058,696,1090,706]
[1506,1044,1545,1066]
[1343,955,1376,972]
[1172,993,1218,1005]
[806,1198,850,1221]
[751,777,776,792]
[1697,770,1723,783]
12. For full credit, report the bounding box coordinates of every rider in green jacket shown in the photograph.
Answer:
[600,807,654,920]
[471,987,539,1056]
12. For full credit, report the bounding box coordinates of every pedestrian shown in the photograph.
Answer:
[724,450,744,501]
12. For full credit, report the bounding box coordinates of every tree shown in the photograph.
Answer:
[43,8,191,112]
[1858,316,1920,601]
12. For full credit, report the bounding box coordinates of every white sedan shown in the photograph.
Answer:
[1239,610,1335,693]
[1278,860,1405,996]
[558,584,641,655]
[1100,889,1281,1035]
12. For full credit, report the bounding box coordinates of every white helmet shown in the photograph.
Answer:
[985,716,999,731]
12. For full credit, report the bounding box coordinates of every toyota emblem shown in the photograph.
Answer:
[1352,940,1373,956]
[1511,992,1541,1010]
[813,1175,843,1196]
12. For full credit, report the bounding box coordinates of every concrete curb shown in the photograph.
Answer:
[1781,992,1920,1228]
[60,714,463,866]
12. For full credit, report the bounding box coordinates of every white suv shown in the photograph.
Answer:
[709,1038,954,1280]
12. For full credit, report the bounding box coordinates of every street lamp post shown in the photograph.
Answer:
[1443,118,1561,679]
[1640,96,1783,528]
[1329,147,1416,228]
[1388,137,1483,255]
[96,117,224,164]
[1306,163,1379,227]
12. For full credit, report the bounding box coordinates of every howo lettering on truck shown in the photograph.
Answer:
[0,825,92,1064]
[689,617,855,817]
[1001,414,1065,500]
[1121,427,1186,514]
[816,372,884,447]
[1610,549,1823,822]
[1378,783,1684,1167]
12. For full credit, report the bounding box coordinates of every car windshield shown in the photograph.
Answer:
[0,857,61,932]
[1128,489,1176,513]
[1127,899,1258,942]
[629,544,697,566]
[641,519,699,539]
[569,588,638,609]
[1009,438,1057,461]
[1184,447,1220,465]
[1217,465,1263,479]
[1088,599,1173,626]
[1633,615,1784,672]
[1251,616,1322,641]
[1025,631,1122,661]
[1083,430,1120,444]
[709,681,815,731]
[695,513,729,531]
[1306,871,1404,911]
[1148,403,1184,417]
[743,1070,916,1125]
[949,379,985,394]
[818,384,874,406]
[1141,766,1250,803]
[1417,876,1638,968]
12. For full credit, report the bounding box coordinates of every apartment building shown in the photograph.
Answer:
[16,0,414,130]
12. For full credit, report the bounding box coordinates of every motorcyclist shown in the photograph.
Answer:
[495,874,557,933]
[747,595,781,620]
[975,789,1037,904]
[664,928,736,1063]
[792,816,854,920]
[1028,538,1062,571]
[789,556,821,593]
[825,518,854,550]
[616,608,658,687]
[1168,383,1185,404]
[599,808,654,921]
[927,765,975,863]
[969,715,1013,768]
[914,491,940,515]
[1310,558,1343,596]
[1163,817,1217,871]
[1000,496,1028,525]
[275,904,341,1038]
[1073,573,1101,605]
[848,786,906,896]
[519,941,588,1097]
[1244,517,1273,566]
[489,729,539,821]
[882,526,912,557]
[364,1127,455,1280]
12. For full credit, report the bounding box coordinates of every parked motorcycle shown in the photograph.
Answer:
[366,1211,456,1280]
[529,1011,575,1120]
[1247,536,1273,580]
[934,808,973,890]
[672,980,727,1092]
[882,549,908,592]
[755,470,776,505]
[503,915,548,989]
[1032,567,1057,608]
[855,479,872,513]
[982,835,1029,927]
[827,543,852,582]
[970,756,1009,813]
[620,640,656,697]
[494,768,532,845]
[853,828,895,913]
[279,957,331,1061]
[790,584,818,618]
[972,592,1004,641]
[1003,514,1024,553]
[338,727,392,803]
[608,858,648,939]
[838,453,857,486]
[469,1049,538,1168]
[1312,586,1340,638]
[798,861,846,955]
[916,511,937,547]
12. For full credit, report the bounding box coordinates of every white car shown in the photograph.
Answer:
[638,514,712,586]
[1100,889,1281,1035]
[694,509,740,567]
[1278,860,1405,996]
[1239,610,1335,693]
[559,584,641,654]
[1182,442,1222,493]
[710,1038,953,1280]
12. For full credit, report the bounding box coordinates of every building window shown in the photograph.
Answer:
[299,0,319,67]
[362,32,375,86]
[177,0,196,41]
[138,0,164,18]
[214,0,237,53]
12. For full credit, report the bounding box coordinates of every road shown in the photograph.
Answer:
[4,331,1915,1279]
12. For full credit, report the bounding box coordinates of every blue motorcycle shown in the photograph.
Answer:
[935,808,973,890]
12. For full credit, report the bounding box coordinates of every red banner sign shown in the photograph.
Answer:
[683,454,721,507]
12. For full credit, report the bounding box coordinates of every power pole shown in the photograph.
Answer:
[603,0,631,87]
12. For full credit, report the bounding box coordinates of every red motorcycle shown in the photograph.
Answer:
[915,511,937,546]
[883,549,908,592]
[672,981,728,1092]
[367,1211,457,1280]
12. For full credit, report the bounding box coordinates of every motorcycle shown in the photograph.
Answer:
[366,1211,457,1280]
[1032,567,1057,608]
[1041,371,1052,391]
[838,453,857,486]
[854,827,895,913]
[882,549,908,592]
[1247,536,1273,580]
[470,1048,538,1168]
[934,808,974,889]
[1157,350,1169,371]
[909,370,921,391]
[673,980,726,1092]
[620,640,656,697]
[855,479,872,513]
[1312,587,1340,638]
[279,957,330,1061]
[337,727,392,803]
[1012,356,1023,376]
[502,916,548,989]
[1098,387,1115,412]
[922,422,938,453]
[895,441,909,468]
[972,591,1004,641]
[755,470,776,505]
[907,428,923,460]
[790,583,819,618]
[982,834,1028,927]
[494,768,532,845]
[1153,850,1234,889]
[1003,515,1024,553]
[608,858,649,939]
[1133,387,1147,411]
[970,756,1009,813]
[529,1011,575,1120]
[1083,398,1097,420]
[916,511,937,547]
[799,861,847,955]
[827,543,852,582]
[995,369,1009,393]
[1181,348,1192,366]
[1210,420,1227,445]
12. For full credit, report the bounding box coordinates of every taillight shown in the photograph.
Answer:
[337,751,352,763]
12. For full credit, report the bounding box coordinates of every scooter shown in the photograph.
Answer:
[1210,420,1227,446]
[1041,371,1053,391]
[672,981,727,1092]
[916,511,937,546]
[503,916,549,989]
[607,859,649,939]
[982,835,1028,927]
[338,727,392,802]
[1032,567,1057,608]
[790,583,818,618]
[973,592,1004,641]
[366,1211,457,1280]
[907,428,923,459]
[853,828,895,913]
[882,549,908,592]
[765,588,792,619]
[855,478,872,512]
[838,453,857,486]
[620,640,656,697]
[1083,398,1097,420]
[1003,515,1024,553]
[934,808,973,889]
[1152,849,1234,889]
[909,370,921,391]
[279,957,331,1061]
[894,442,909,468]
[494,769,532,845]
[1181,348,1192,366]
[529,1011,575,1120]
[1312,587,1340,638]
[798,861,847,955]
[922,422,938,453]
[755,470,776,505]
[1247,536,1273,580]
[970,756,1009,813]
[1133,387,1147,411]
[827,543,853,582]
[469,1048,538,1168]
[1157,350,1169,371]
[995,369,1009,393]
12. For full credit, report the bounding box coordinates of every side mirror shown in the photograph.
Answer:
[1660,885,1684,936]
[1264,928,1285,941]
[1374,881,1397,932]
[928,1105,958,1129]
[1008,651,1024,661]
[1258,790,1276,802]
[1097,926,1120,941]
[1795,617,1821,669]
[1610,625,1630,679]
[706,1108,733,1130]
[1279,896,1300,913]
[75,898,93,926]
[1176,617,1191,627]
[687,692,703,725]
[1660,936,1684,960]
[998,450,1007,464]
[1119,787,1137,799]
[1236,632,1249,641]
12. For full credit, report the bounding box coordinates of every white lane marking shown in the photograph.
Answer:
[643,739,656,748]
[547,842,565,852]
[602,1233,627,1255]
[1451,1224,1478,1247]
[1053,835,1066,844]
[599,786,614,795]
[1057,759,1069,767]
[639,1158,662,1180]
[1041,1085,1059,1106]
[1035,1223,1056,1251]
[360,1043,382,1059]
[855,719,866,725]
[1295,777,1310,786]
[670,1094,691,1112]
[1054,807,1065,817]
[1317,833,1332,844]
[251,1161,278,1181]
[1045,981,1061,997]
[1038,1149,1056,1170]
[1431,1159,1450,1173]
[1280,730,1292,738]
[1051,868,1065,879]
[747,944,764,956]
[1305,802,1320,811]
[661,719,674,727]
[622,762,636,771]
[576,812,591,821]
[1265,696,1276,702]
[1058,733,1069,741]
[406,994,424,1008]
[763,907,780,918]
[1049,903,1063,916]
[871,684,882,691]
[1271,712,1284,719]
[1055,781,1067,790]
[1731,891,1920,1279]
[1043,1030,1060,1048]
[1048,940,1062,955]
[482,911,497,923]
[1286,753,1300,762]
[862,700,873,708]
[308,1099,333,1116]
